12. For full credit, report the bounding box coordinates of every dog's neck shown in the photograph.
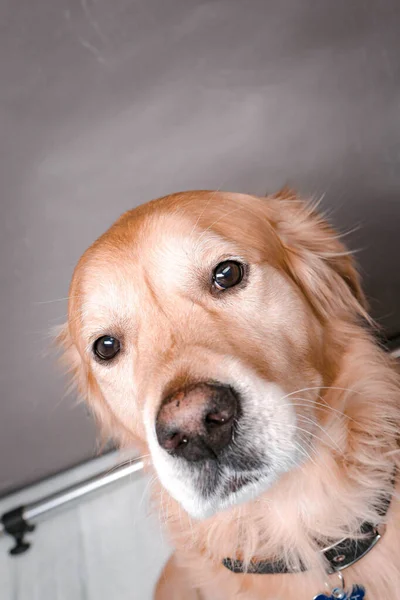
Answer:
[157,332,400,573]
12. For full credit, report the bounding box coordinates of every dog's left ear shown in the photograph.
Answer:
[269,189,369,323]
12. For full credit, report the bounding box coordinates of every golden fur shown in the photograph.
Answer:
[58,190,400,599]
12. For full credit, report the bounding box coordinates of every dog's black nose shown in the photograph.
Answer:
[156,383,238,461]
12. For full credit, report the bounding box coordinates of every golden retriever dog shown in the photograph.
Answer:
[58,189,400,599]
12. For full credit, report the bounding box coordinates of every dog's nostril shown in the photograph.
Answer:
[205,410,232,427]
[162,431,189,452]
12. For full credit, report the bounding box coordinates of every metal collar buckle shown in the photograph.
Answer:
[323,523,386,573]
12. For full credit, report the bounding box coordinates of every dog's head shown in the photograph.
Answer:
[59,190,368,519]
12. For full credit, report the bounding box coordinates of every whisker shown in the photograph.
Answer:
[138,473,158,514]
[285,401,341,418]
[280,386,360,402]
[293,440,318,469]
[296,414,342,453]
[34,297,70,305]
[276,421,341,454]
[282,397,356,422]
[105,454,150,476]
[34,294,84,305]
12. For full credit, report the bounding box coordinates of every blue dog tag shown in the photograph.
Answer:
[314,584,365,600]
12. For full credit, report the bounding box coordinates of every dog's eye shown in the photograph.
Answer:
[213,261,244,290]
[93,336,121,361]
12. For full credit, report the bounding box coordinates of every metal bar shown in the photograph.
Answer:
[24,459,144,521]
[0,459,144,538]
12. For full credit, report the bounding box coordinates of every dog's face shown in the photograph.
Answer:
[61,191,366,519]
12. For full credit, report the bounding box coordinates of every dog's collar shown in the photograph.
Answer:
[223,475,395,576]
[223,521,386,575]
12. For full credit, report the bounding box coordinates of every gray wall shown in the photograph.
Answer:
[1,0,399,496]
